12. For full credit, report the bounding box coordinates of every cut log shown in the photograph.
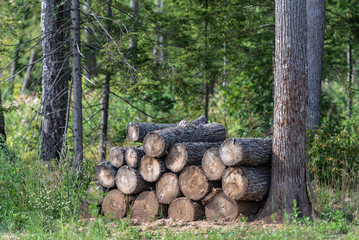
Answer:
[219,138,272,167]
[179,166,220,201]
[156,173,182,204]
[139,155,166,182]
[165,142,222,173]
[116,166,153,194]
[168,197,204,222]
[86,182,107,206]
[102,190,129,219]
[95,161,118,188]
[222,167,270,201]
[127,115,207,142]
[125,146,145,168]
[143,121,226,157]
[109,147,126,168]
[237,200,263,218]
[130,191,165,221]
[202,148,226,181]
[202,188,239,221]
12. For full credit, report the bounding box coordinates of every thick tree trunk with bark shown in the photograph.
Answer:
[40,0,69,162]
[165,142,222,173]
[168,197,204,222]
[72,0,83,170]
[130,191,167,221]
[125,146,145,168]
[256,0,313,222]
[179,166,220,201]
[143,121,225,157]
[139,156,166,182]
[219,138,272,167]
[127,115,207,142]
[102,190,129,219]
[95,161,118,188]
[109,147,126,168]
[202,188,239,221]
[202,148,226,181]
[116,165,153,194]
[306,0,326,130]
[222,167,270,201]
[21,49,39,93]
[156,173,182,204]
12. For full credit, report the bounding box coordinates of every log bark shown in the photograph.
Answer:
[222,167,270,201]
[156,173,182,204]
[237,200,263,218]
[130,191,166,221]
[202,148,226,181]
[95,161,118,188]
[143,121,226,157]
[127,115,207,142]
[102,189,129,219]
[116,165,153,194]
[165,142,222,173]
[139,155,166,182]
[109,147,126,168]
[179,166,220,201]
[168,197,204,222]
[125,146,145,168]
[219,138,272,167]
[202,188,239,221]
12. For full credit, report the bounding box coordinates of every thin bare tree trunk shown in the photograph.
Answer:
[154,0,164,64]
[347,43,353,120]
[0,90,6,147]
[72,0,83,170]
[83,0,97,78]
[256,0,313,222]
[306,0,326,130]
[21,49,39,94]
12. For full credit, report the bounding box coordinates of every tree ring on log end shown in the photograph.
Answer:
[109,147,124,168]
[116,166,137,194]
[97,167,115,188]
[165,144,187,172]
[127,122,140,142]
[219,139,243,166]
[202,148,226,181]
[143,132,165,157]
[139,156,163,182]
[222,167,248,200]
[102,190,128,219]
[179,166,209,201]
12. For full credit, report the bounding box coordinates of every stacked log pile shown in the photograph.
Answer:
[84,116,272,222]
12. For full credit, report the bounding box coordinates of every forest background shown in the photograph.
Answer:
[0,0,359,238]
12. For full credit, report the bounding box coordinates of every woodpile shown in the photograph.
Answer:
[84,116,272,222]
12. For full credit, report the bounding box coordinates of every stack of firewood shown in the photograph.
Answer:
[84,116,272,222]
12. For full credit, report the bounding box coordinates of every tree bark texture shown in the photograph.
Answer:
[202,148,226,181]
[125,146,145,168]
[0,90,5,146]
[83,0,97,78]
[95,161,118,188]
[130,191,166,221]
[222,167,270,201]
[40,0,69,162]
[219,138,272,167]
[127,115,207,142]
[102,190,129,219]
[72,0,83,171]
[306,0,326,129]
[202,188,239,221]
[21,49,39,93]
[168,197,204,222]
[139,155,166,182]
[179,166,220,201]
[256,0,313,221]
[156,173,182,204]
[116,165,153,194]
[109,147,126,168]
[165,142,222,173]
[143,121,225,157]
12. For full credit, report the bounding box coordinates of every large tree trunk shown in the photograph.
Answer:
[306,0,326,130]
[202,148,226,181]
[72,0,83,170]
[127,115,207,142]
[156,172,182,204]
[143,121,226,157]
[165,142,222,173]
[179,166,220,201]
[168,197,204,222]
[116,165,153,194]
[219,138,272,167]
[40,0,69,162]
[21,49,39,94]
[256,0,313,222]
